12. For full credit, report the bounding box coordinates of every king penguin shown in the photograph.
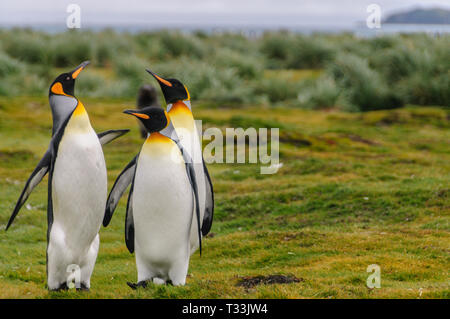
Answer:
[106,106,201,287]
[103,69,214,256]
[5,61,129,291]
[146,70,214,254]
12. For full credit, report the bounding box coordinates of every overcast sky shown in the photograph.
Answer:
[1,0,449,28]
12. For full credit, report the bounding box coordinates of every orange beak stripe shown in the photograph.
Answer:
[153,74,172,87]
[131,113,150,119]
[72,66,84,79]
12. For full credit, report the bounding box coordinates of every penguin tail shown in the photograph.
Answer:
[127,282,138,290]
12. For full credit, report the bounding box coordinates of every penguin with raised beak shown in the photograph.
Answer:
[6,61,129,291]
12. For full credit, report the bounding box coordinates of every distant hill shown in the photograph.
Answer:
[384,8,450,24]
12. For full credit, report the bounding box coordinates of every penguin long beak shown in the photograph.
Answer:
[146,69,172,87]
[71,60,90,79]
[123,109,150,119]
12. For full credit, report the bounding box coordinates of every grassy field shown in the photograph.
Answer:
[0,96,448,299]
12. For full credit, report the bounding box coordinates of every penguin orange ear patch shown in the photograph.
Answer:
[164,111,171,128]
[184,85,190,101]
[51,82,66,95]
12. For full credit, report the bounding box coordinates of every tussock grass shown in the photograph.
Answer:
[0,30,448,109]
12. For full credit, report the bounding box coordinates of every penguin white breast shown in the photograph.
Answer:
[51,104,107,252]
[133,134,193,264]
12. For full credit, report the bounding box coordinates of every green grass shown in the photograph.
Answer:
[0,96,449,298]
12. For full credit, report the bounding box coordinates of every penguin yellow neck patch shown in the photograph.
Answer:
[73,100,87,117]
[64,100,92,134]
[146,132,171,144]
[169,101,194,131]
[170,101,192,116]
[143,132,176,157]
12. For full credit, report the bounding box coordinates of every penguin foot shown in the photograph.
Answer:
[50,282,89,292]
[127,278,173,289]
[49,282,69,292]
[76,283,90,292]
[127,280,150,290]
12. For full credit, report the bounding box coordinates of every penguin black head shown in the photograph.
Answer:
[49,61,90,97]
[146,69,190,104]
[123,106,170,133]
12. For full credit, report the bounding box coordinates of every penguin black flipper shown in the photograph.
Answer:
[176,141,202,255]
[97,129,130,146]
[6,149,52,230]
[125,178,136,253]
[201,158,214,236]
[188,159,202,255]
[103,155,138,227]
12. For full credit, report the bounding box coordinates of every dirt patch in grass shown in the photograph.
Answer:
[279,131,312,147]
[236,275,303,288]
[346,134,380,146]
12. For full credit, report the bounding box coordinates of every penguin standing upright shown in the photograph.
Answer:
[105,106,201,287]
[5,61,129,291]
[145,70,213,254]
[103,70,214,256]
